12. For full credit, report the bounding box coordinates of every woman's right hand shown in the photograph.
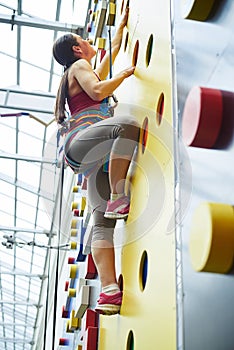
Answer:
[121,66,136,78]
[119,6,129,29]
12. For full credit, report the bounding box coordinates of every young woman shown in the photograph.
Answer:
[53,7,140,315]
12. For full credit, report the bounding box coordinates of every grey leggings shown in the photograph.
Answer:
[65,116,140,245]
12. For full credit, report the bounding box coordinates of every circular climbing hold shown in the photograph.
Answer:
[70,241,77,250]
[68,257,76,264]
[71,219,80,229]
[65,281,69,291]
[70,264,79,279]
[189,202,234,273]
[181,0,217,21]
[73,186,79,193]
[73,209,80,217]
[86,22,92,33]
[71,202,79,210]
[77,173,83,185]
[62,306,70,319]
[70,229,78,237]
[68,288,76,298]
[106,2,116,26]
[182,86,223,148]
[59,338,69,346]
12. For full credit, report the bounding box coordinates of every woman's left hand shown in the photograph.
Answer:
[119,6,129,29]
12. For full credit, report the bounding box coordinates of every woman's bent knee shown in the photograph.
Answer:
[91,209,116,245]
[91,225,115,245]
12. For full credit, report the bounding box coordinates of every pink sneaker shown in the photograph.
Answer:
[95,291,122,315]
[104,196,130,219]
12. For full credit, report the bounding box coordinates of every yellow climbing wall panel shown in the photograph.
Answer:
[98,0,177,349]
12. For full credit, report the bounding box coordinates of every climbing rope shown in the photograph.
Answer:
[107,8,118,107]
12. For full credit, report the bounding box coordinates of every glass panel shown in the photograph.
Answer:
[0,24,17,56]
[0,190,15,218]
[0,1,17,10]
[22,0,58,20]
[50,73,62,94]
[0,123,16,153]
[60,0,89,25]
[0,53,17,87]
[21,27,54,70]
[0,251,15,269]
[0,181,15,197]
[18,129,44,156]
[17,161,41,186]
[20,61,51,91]
[16,197,37,223]
[17,188,38,207]
[0,1,88,347]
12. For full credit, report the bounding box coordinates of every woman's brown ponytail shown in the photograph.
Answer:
[52,34,79,124]
[54,69,69,124]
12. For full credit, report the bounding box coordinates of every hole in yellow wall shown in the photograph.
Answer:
[118,274,124,291]
[140,117,149,154]
[139,250,148,291]
[126,330,134,350]
[121,0,125,14]
[121,0,130,14]
[132,40,139,66]
[124,31,129,52]
[156,92,165,126]
[146,34,153,67]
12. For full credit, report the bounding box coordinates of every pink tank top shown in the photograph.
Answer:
[67,90,101,116]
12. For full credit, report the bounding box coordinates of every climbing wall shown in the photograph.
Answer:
[176,0,234,349]
[50,1,234,349]
[55,0,177,349]
[93,0,177,349]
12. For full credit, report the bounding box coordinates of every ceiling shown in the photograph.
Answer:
[0,0,89,348]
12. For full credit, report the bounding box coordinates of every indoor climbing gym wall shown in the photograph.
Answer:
[96,0,177,349]
[53,0,178,349]
[175,1,234,349]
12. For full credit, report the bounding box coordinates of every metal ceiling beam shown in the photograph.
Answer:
[0,152,56,164]
[0,301,42,307]
[0,271,47,279]
[16,0,22,85]
[0,88,56,99]
[0,338,34,345]
[0,323,35,327]
[0,104,53,116]
[0,13,84,33]
[0,225,54,235]
[2,307,35,321]
[0,172,55,202]
[48,0,62,92]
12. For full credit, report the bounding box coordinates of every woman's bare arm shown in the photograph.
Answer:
[71,58,135,101]
[95,7,129,80]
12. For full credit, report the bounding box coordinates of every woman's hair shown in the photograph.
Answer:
[53,34,79,124]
